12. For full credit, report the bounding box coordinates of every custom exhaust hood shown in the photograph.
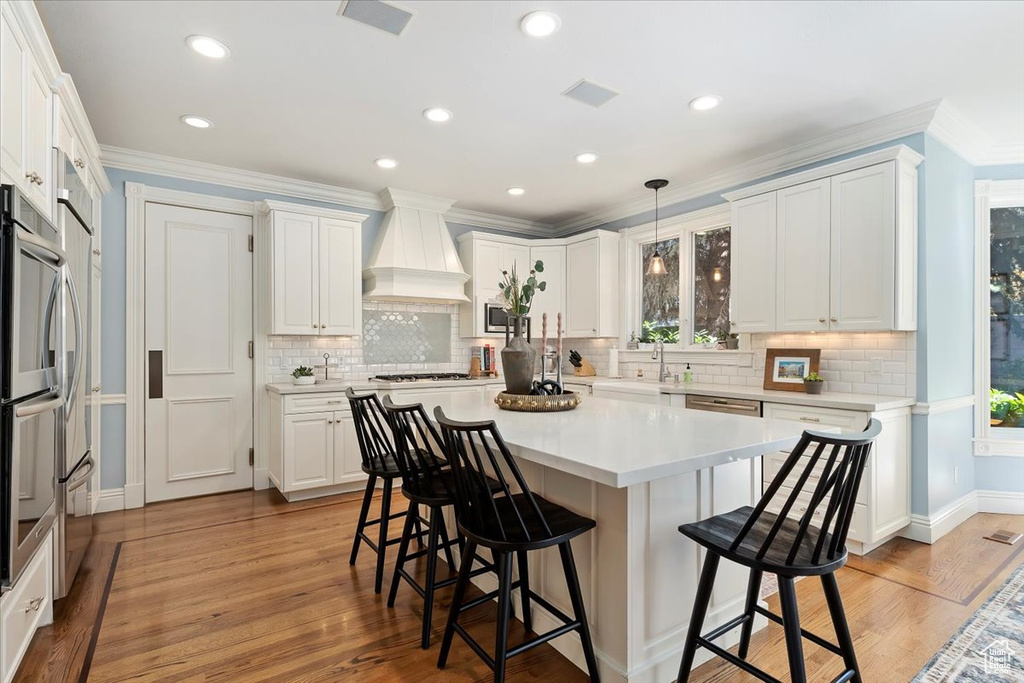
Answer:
[362,188,470,303]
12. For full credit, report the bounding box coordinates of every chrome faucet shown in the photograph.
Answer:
[652,341,670,383]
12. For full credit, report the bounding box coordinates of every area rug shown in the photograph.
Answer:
[913,560,1024,682]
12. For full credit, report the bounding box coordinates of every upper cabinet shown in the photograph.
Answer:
[1,2,53,219]
[725,145,922,333]
[259,201,367,336]
[458,230,619,338]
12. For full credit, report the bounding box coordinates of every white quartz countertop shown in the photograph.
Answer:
[420,392,821,488]
[592,380,915,412]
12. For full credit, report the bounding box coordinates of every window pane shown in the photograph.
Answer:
[641,238,680,342]
[990,207,1024,430]
[693,227,731,343]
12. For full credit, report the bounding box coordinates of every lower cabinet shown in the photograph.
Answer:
[1,529,53,683]
[269,392,366,501]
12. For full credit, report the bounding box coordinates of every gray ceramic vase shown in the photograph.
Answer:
[501,316,536,395]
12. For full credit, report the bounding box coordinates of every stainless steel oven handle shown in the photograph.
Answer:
[67,455,95,492]
[689,400,760,412]
[17,226,67,267]
[65,269,84,414]
[14,391,62,418]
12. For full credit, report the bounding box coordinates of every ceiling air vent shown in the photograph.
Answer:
[562,79,619,108]
[338,0,413,37]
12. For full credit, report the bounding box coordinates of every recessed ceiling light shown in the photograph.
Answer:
[375,157,398,169]
[575,152,598,164]
[186,35,230,59]
[520,11,561,38]
[507,187,525,196]
[423,107,453,123]
[689,95,721,111]
[180,115,213,129]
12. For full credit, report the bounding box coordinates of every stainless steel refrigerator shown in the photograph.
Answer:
[54,150,94,599]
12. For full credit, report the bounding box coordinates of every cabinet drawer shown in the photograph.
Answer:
[763,451,867,505]
[2,531,52,682]
[764,403,868,433]
[284,393,352,415]
[763,486,867,542]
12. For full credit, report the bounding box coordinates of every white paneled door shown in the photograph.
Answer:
[145,204,253,503]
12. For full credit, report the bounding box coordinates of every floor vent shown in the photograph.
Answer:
[984,529,1022,545]
[338,0,413,36]
[562,79,619,108]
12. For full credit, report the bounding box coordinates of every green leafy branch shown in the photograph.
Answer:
[498,260,547,316]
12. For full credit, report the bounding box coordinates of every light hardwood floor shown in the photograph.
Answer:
[15,489,1023,682]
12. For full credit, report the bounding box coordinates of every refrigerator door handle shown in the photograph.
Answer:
[14,390,62,418]
[65,268,84,414]
[66,453,94,491]
[17,226,67,267]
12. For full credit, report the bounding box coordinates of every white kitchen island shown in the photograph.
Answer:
[414,392,821,683]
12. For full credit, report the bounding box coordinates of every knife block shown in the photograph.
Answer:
[574,358,596,377]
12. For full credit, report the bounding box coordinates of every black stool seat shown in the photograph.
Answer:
[680,506,846,576]
[461,493,596,552]
[361,452,403,478]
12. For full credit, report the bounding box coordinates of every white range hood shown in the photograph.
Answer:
[362,188,470,303]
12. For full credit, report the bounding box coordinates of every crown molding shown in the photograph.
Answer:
[925,101,993,165]
[979,142,1024,167]
[552,100,942,235]
[99,145,553,237]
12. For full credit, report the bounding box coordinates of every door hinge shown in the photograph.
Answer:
[248,341,254,358]
[248,234,254,252]
[249,447,254,467]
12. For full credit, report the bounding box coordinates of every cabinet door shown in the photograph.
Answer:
[776,179,830,332]
[529,245,565,336]
[830,163,895,331]
[333,413,364,484]
[503,243,532,277]
[24,58,51,216]
[0,8,26,188]
[476,240,503,288]
[283,413,334,490]
[730,193,777,333]
[319,218,360,335]
[272,211,320,334]
[566,238,600,337]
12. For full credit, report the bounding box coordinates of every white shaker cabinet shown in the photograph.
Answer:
[565,231,619,338]
[259,201,367,336]
[282,412,334,491]
[529,244,565,333]
[776,179,831,332]
[729,192,777,333]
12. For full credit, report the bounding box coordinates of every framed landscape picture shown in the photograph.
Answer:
[764,348,821,392]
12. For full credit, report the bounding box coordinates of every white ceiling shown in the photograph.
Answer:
[37,0,1024,225]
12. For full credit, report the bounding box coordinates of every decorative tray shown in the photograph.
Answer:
[494,391,582,413]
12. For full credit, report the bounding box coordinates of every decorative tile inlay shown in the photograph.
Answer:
[363,310,452,364]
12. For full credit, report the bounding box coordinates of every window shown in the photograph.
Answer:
[641,237,680,342]
[633,208,732,345]
[988,206,1024,432]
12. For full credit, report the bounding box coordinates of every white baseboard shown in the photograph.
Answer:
[254,467,270,491]
[123,482,145,509]
[95,487,126,513]
[977,489,1024,515]
[901,491,979,544]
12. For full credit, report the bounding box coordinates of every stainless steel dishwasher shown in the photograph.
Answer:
[684,394,763,417]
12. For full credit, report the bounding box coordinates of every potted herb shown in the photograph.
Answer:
[803,372,824,395]
[292,365,315,386]
[627,332,639,351]
[724,332,739,350]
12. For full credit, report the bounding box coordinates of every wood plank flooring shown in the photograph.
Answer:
[14,489,1023,682]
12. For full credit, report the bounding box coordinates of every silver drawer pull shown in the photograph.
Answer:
[799,417,821,423]
[327,399,343,404]
[24,596,44,613]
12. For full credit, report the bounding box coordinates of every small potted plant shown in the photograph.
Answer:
[627,332,639,350]
[292,365,315,386]
[724,332,739,350]
[803,372,824,394]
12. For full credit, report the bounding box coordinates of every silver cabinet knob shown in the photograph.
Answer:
[74,158,85,169]
[327,419,334,424]
[93,249,101,256]
[25,171,42,185]
[92,385,101,392]
[312,324,317,328]
[819,318,826,324]
[830,317,837,323]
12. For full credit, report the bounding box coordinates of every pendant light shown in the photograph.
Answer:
[645,179,669,275]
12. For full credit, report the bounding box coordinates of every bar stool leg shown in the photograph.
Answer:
[349,474,377,565]
[677,551,721,683]
[777,576,808,683]
[559,541,600,682]
[437,510,457,571]
[412,504,425,548]
[438,539,477,670]
[374,478,394,594]
[421,506,443,649]
[493,552,514,683]
[822,572,862,683]
[516,550,533,633]
[738,568,763,659]
[386,509,416,608]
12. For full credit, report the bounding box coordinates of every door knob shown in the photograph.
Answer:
[93,249,101,256]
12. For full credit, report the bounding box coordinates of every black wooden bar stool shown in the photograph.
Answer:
[382,396,504,649]
[676,419,882,683]
[346,387,422,594]
[433,406,601,683]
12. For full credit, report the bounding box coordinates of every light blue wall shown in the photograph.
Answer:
[97,168,525,488]
[975,163,1024,181]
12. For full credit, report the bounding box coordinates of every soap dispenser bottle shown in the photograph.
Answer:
[683,363,693,383]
